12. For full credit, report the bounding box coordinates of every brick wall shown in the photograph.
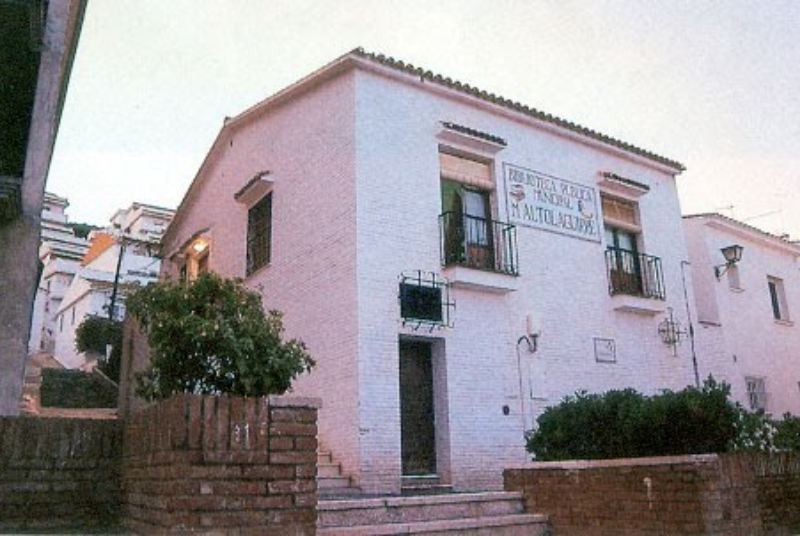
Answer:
[0,416,122,532]
[122,394,320,535]
[504,453,800,535]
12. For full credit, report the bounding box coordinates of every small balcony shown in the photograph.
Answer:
[440,212,518,276]
[605,248,665,300]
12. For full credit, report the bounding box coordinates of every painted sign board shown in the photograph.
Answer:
[503,163,600,242]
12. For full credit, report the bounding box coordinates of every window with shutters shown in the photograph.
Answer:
[746,376,768,412]
[247,193,272,276]
[439,150,517,275]
[601,193,664,299]
[767,276,790,321]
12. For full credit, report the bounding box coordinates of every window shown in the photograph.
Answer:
[247,193,272,275]
[70,307,75,325]
[727,264,742,290]
[746,377,768,412]
[767,276,789,321]
[439,151,517,275]
[602,193,665,300]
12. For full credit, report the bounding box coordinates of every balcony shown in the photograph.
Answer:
[605,249,666,314]
[440,212,519,283]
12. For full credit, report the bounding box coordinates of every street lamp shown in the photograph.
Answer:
[714,244,744,280]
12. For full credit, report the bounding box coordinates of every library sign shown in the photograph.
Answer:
[503,163,600,242]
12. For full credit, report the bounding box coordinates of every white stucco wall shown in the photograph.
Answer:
[161,71,362,483]
[352,67,695,492]
[686,216,800,416]
[161,58,696,495]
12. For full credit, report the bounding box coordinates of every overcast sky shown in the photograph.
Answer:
[49,1,800,238]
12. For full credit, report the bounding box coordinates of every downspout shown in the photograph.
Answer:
[680,260,701,387]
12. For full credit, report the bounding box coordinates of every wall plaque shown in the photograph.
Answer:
[503,163,600,242]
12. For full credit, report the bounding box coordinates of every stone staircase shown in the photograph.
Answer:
[318,449,362,497]
[317,490,550,535]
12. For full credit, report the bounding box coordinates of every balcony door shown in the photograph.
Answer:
[442,180,493,270]
[606,226,642,294]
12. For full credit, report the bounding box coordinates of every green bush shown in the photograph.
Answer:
[40,369,118,408]
[126,272,315,401]
[75,315,122,382]
[526,379,740,461]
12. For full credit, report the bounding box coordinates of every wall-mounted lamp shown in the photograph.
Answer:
[191,239,208,254]
[714,244,743,280]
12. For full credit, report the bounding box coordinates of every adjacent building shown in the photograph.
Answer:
[160,49,698,494]
[684,213,800,417]
[0,0,88,415]
[50,202,173,369]
[28,192,90,355]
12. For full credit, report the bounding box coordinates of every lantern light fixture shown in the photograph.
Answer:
[714,244,744,279]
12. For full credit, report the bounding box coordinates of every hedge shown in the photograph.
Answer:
[40,369,118,408]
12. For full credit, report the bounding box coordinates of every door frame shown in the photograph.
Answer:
[398,336,451,484]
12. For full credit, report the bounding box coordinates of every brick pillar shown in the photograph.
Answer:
[122,394,320,535]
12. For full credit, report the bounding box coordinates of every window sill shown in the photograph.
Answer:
[610,294,666,316]
[245,263,271,280]
[443,265,518,293]
[775,319,794,327]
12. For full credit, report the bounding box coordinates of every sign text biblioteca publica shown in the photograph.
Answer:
[504,163,600,242]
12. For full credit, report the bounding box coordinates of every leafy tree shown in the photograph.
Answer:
[75,315,122,382]
[125,272,314,400]
[68,221,100,239]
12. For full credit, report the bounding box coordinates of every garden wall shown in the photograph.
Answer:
[504,453,800,535]
[123,393,320,535]
[0,416,122,533]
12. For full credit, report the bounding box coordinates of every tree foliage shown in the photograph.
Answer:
[75,315,122,382]
[125,272,315,401]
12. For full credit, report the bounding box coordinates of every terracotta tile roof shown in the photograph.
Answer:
[351,48,684,172]
[683,212,798,249]
[81,232,116,266]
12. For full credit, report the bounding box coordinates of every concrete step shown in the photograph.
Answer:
[317,450,362,497]
[318,491,549,535]
[318,512,549,535]
[319,462,344,478]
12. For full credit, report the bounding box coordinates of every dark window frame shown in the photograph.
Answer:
[246,193,273,276]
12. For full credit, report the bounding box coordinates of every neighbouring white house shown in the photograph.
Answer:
[160,49,698,494]
[684,213,800,417]
[51,202,174,369]
[28,192,91,355]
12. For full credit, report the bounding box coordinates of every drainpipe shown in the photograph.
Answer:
[680,260,701,387]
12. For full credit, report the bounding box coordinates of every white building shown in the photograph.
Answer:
[28,192,90,354]
[161,49,697,494]
[685,213,800,417]
[51,202,174,369]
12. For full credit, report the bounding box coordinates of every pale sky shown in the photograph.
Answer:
[49,1,800,238]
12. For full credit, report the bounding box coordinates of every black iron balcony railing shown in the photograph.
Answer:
[605,248,665,300]
[439,211,518,276]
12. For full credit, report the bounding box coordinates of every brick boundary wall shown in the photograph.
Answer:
[504,453,800,535]
[0,416,122,533]
[122,394,321,535]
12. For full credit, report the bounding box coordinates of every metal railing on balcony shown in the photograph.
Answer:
[439,211,518,276]
[605,248,665,300]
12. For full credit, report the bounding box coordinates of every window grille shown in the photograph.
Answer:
[746,377,768,412]
[246,193,272,275]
